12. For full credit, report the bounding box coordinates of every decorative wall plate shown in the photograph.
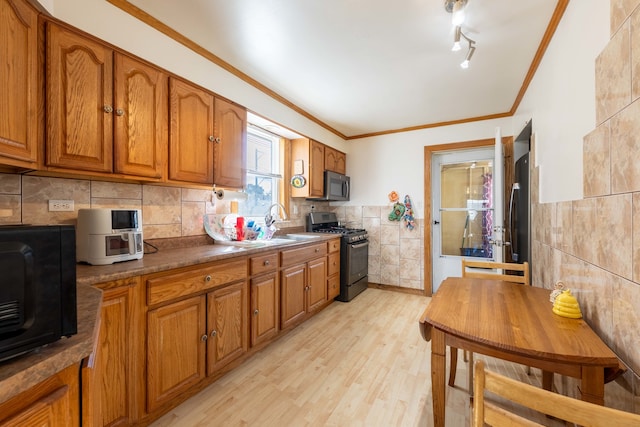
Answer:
[291,174,306,188]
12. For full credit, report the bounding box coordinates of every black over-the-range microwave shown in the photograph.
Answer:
[0,225,77,361]
[309,170,350,201]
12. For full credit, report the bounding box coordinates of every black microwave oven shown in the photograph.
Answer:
[0,225,77,361]
[309,170,350,201]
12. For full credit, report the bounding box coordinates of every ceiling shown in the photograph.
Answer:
[121,0,562,139]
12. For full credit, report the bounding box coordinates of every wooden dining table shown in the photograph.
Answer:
[419,277,622,427]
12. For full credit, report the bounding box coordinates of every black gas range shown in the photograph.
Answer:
[306,212,368,302]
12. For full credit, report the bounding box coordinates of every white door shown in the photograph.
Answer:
[431,129,505,293]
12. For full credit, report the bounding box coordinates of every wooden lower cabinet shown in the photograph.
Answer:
[251,272,279,347]
[327,239,341,300]
[206,281,248,374]
[147,295,206,413]
[307,257,327,311]
[146,280,248,412]
[280,257,327,330]
[0,363,80,427]
[86,277,143,427]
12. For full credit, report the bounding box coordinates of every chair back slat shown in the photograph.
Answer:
[462,259,529,286]
[473,360,640,427]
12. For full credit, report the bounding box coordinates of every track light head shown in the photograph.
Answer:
[460,45,475,69]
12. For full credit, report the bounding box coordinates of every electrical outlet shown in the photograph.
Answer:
[48,199,74,212]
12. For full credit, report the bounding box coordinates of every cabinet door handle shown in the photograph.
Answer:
[214,137,221,144]
[210,330,217,337]
[254,309,259,316]
[205,275,212,282]
[103,105,113,113]
[115,108,124,116]
[315,248,320,252]
[201,334,208,342]
[264,260,270,266]
[208,135,215,142]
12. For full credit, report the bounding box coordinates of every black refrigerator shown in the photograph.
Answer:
[509,152,530,266]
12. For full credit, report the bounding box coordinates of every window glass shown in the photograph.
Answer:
[238,126,281,218]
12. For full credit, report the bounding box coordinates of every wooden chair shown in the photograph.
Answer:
[448,260,529,392]
[472,360,640,426]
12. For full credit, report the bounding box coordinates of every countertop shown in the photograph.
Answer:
[0,233,336,403]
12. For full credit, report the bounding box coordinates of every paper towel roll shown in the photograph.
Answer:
[214,189,248,201]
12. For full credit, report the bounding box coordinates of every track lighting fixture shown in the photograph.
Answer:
[445,1,476,69]
[460,44,475,69]
[444,0,468,26]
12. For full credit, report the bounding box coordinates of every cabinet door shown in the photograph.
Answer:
[94,281,138,426]
[113,53,167,179]
[207,281,248,374]
[324,146,346,175]
[46,23,113,172]
[251,273,278,347]
[280,264,307,329]
[0,0,38,167]
[307,257,327,312]
[147,296,206,412]
[309,140,325,198]
[168,77,215,183]
[213,98,246,188]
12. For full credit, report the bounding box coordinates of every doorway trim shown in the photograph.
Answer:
[423,137,513,296]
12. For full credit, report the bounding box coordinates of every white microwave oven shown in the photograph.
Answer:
[76,209,143,265]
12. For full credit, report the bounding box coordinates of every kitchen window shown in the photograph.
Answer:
[237,125,283,219]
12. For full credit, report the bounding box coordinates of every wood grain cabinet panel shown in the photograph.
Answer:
[0,0,38,168]
[113,53,167,179]
[280,264,307,329]
[324,145,346,175]
[0,363,80,427]
[206,281,248,374]
[250,272,279,347]
[147,296,207,413]
[291,138,325,198]
[213,98,246,188]
[90,278,141,427]
[280,246,328,329]
[307,257,327,312]
[46,22,113,172]
[168,77,215,184]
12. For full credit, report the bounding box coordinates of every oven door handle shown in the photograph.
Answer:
[349,241,369,249]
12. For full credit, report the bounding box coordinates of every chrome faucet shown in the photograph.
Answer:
[265,203,288,226]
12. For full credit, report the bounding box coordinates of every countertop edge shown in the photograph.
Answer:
[0,284,102,403]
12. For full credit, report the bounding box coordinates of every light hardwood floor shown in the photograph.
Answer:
[151,288,561,426]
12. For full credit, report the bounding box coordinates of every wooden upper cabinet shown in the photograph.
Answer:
[46,23,113,172]
[324,145,346,175]
[0,0,38,168]
[213,98,246,189]
[113,53,167,179]
[169,77,215,184]
[291,138,325,198]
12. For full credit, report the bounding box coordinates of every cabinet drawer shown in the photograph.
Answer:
[280,243,327,267]
[250,252,279,276]
[327,274,340,300]
[147,258,247,305]
[327,252,340,277]
[328,239,340,253]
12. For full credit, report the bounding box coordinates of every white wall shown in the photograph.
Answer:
[345,118,512,217]
[513,0,609,203]
[40,0,349,153]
